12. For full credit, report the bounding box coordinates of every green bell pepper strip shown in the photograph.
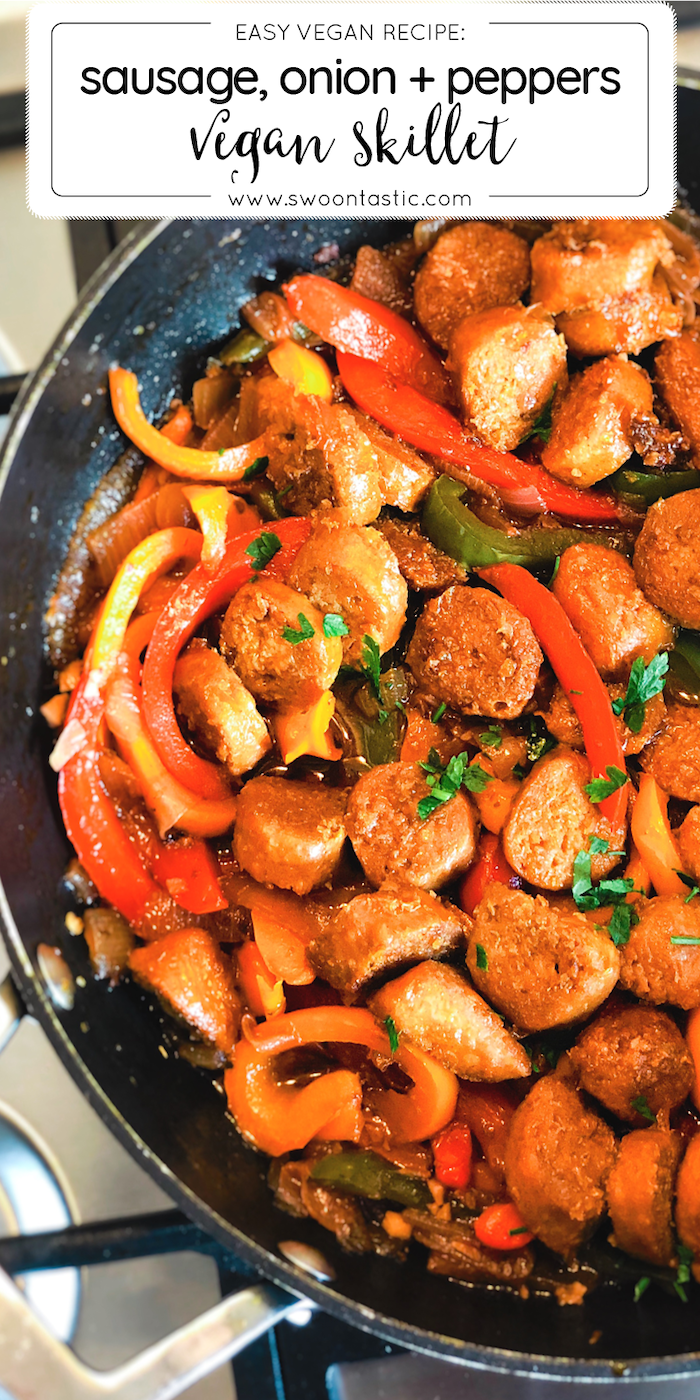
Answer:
[309,1151,431,1208]
[423,475,626,570]
[219,329,270,366]
[608,468,700,504]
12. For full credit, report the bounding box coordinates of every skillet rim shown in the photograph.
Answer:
[1,216,700,1381]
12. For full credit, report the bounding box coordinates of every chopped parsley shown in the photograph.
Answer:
[245,531,281,572]
[572,837,639,947]
[608,904,638,948]
[549,555,561,587]
[676,1244,693,1303]
[521,387,556,446]
[475,944,488,971]
[431,702,447,724]
[243,455,269,481]
[509,1226,530,1237]
[611,653,669,735]
[525,716,556,764]
[282,613,315,646]
[479,725,503,750]
[674,871,700,904]
[417,749,493,821]
[671,935,700,945]
[631,1094,656,1123]
[634,1277,651,1303]
[384,1015,399,1055]
[584,765,629,804]
[323,613,349,639]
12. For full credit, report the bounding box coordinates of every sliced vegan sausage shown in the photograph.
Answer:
[539,681,665,757]
[233,776,347,896]
[552,543,674,679]
[369,961,531,1082]
[449,305,567,453]
[174,640,271,779]
[406,586,543,721]
[569,1003,694,1124]
[541,358,654,489]
[504,1075,617,1257]
[289,516,407,666]
[618,895,700,1009]
[679,805,700,881]
[607,1126,683,1267]
[307,879,467,997]
[413,222,530,350]
[655,327,700,465]
[502,747,627,890]
[348,411,436,513]
[466,883,620,1033]
[675,1134,700,1280]
[634,490,700,630]
[220,577,342,712]
[641,703,700,802]
[345,761,477,890]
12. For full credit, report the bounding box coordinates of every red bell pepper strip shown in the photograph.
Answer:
[459,832,520,916]
[478,564,627,827]
[337,353,623,525]
[109,367,269,481]
[148,840,228,915]
[283,275,450,404]
[141,518,311,802]
[474,1202,534,1251]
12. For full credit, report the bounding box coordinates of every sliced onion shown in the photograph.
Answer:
[662,219,700,290]
[242,291,296,342]
[49,717,87,772]
[192,370,236,430]
[154,483,195,529]
[87,494,160,589]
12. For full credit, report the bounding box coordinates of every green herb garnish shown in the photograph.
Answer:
[431,702,447,724]
[509,1226,530,1237]
[608,904,638,947]
[521,387,556,446]
[572,836,639,946]
[549,555,561,587]
[323,613,349,639]
[476,944,488,971]
[611,653,668,734]
[245,531,281,571]
[479,725,503,750]
[676,1244,693,1303]
[282,613,315,645]
[417,750,493,820]
[360,635,387,723]
[673,871,700,904]
[631,1094,656,1123]
[525,716,556,764]
[384,1015,399,1055]
[584,765,629,804]
[243,455,269,481]
[671,935,700,945]
[634,1277,651,1303]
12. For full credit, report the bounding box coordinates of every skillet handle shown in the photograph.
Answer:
[0,1264,306,1399]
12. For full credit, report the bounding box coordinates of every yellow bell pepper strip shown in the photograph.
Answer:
[104,653,237,839]
[479,564,628,828]
[251,909,315,986]
[685,1007,700,1111]
[109,367,269,481]
[630,774,688,897]
[245,1006,458,1144]
[225,1038,363,1156]
[140,517,311,802]
[283,274,451,404]
[267,338,334,402]
[182,485,235,569]
[273,691,342,766]
[237,941,286,1020]
[89,527,202,692]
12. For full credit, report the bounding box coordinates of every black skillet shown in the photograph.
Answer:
[1,93,700,1384]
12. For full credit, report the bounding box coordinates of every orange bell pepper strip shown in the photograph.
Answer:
[104,655,237,838]
[225,1037,363,1156]
[237,941,285,1019]
[140,517,311,802]
[267,339,334,401]
[160,402,193,446]
[479,564,628,827]
[469,756,518,835]
[273,691,341,766]
[109,367,269,481]
[251,909,315,986]
[624,844,653,903]
[40,693,69,729]
[686,1007,700,1112]
[283,274,450,404]
[129,927,240,1056]
[474,1202,534,1251]
[246,1006,458,1144]
[630,774,688,897]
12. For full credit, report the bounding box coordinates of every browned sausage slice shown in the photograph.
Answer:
[467,883,620,1033]
[675,1134,700,1280]
[406,586,542,721]
[307,880,467,997]
[449,305,567,453]
[618,895,700,1009]
[542,358,654,489]
[569,1003,694,1124]
[552,543,673,680]
[220,578,342,713]
[504,1075,617,1257]
[502,747,627,890]
[655,328,700,465]
[413,223,530,350]
[233,776,347,895]
[174,639,270,778]
[679,805,700,881]
[634,490,700,630]
[607,1126,683,1267]
[289,517,407,666]
[369,961,530,1082]
[641,704,700,802]
[346,762,477,890]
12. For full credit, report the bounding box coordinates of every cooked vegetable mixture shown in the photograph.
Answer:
[46,216,700,1306]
